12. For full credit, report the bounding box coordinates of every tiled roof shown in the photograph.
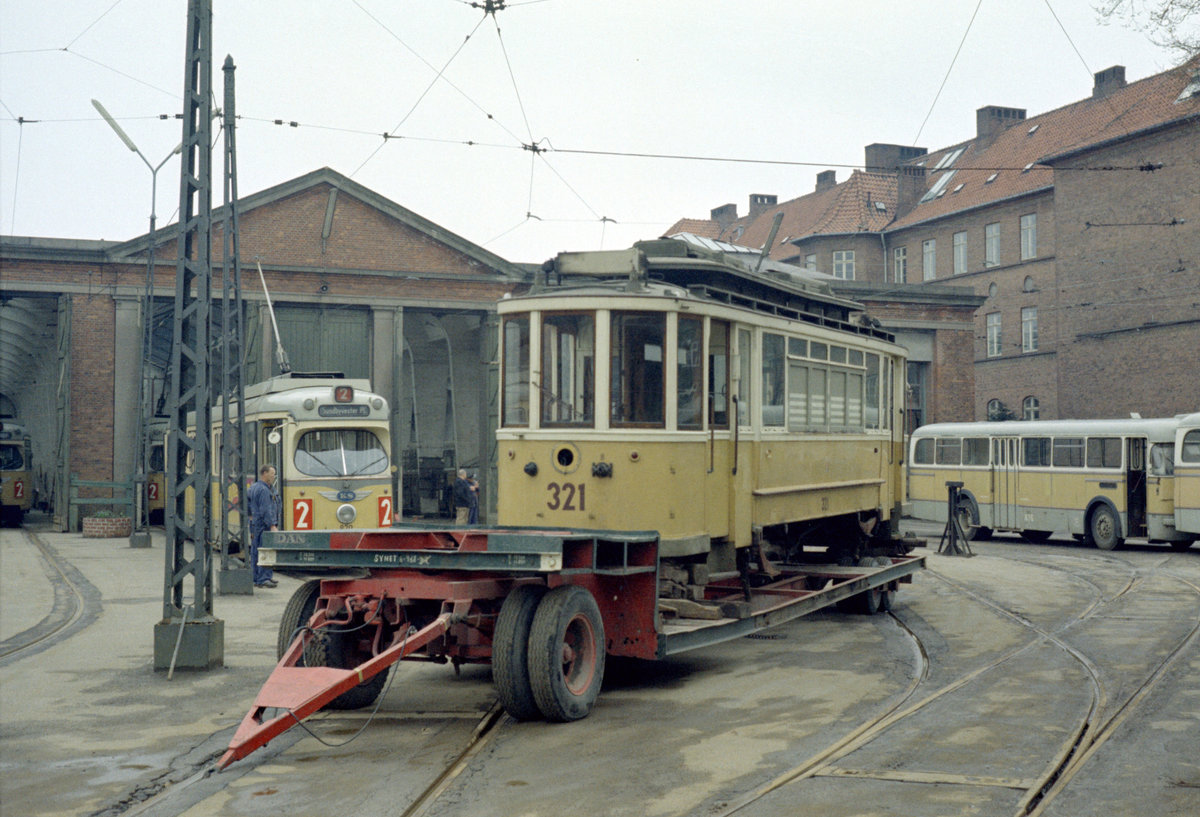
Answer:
[669,54,1200,246]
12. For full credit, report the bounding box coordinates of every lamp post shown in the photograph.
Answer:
[92,99,182,547]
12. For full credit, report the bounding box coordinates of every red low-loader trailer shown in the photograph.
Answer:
[219,525,924,769]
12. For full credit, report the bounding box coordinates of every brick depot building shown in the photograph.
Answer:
[670,56,1200,422]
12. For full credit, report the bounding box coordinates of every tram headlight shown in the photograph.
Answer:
[336,503,357,524]
[371,397,384,410]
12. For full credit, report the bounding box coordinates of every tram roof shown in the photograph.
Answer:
[913,417,1184,441]
[522,238,893,343]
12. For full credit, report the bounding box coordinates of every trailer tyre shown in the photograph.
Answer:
[310,628,390,710]
[277,580,322,660]
[493,584,548,721]
[528,585,605,722]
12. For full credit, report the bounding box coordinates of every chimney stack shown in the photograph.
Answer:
[815,170,837,192]
[710,203,738,231]
[864,143,928,173]
[748,193,777,220]
[895,165,927,218]
[976,105,1027,143]
[1093,65,1127,98]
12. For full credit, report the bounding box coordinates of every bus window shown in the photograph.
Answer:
[914,437,934,464]
[1181,430,1200,463]
[736,328,751,426]
[502,316,530,427]
[1149,444,1174,476]
[762,333,785,427]
[865,353,880,429]
[708,320,729,428]
[541,313,594,426]
[295,429,388,477]
[1053,438,1084,468]
[935,438,961,465]
[963,438,989,465]
[611,312,665,426]
[1023,437,1051,467]
[1086,437,1122,469]
[677,316,703,430]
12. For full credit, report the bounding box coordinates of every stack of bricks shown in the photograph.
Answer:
[82,515,132,538]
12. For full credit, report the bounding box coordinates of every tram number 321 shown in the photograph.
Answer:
[546,482,585,511]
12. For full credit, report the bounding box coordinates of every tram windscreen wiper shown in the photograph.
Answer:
[347,452,388,476]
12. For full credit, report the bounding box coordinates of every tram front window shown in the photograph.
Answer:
[542,313,594,426]
[294,429,388,477]
[611,312,664,426]
[0,445,22,470]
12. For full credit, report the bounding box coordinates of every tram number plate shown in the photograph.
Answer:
[13,480,24,499]
[147,482,158,501]
[293,498,314,530]
[546,482,585,511]
[379,496,393,527]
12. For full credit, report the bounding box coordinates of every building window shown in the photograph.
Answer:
[1023,275,1035,292]
[804,254,816,270]
[1023,396,1040,420]
[953,231,967,274]
[987,398,1004,420]
[893,246,907,283]
[922,239,936,281]
[1022,306,1038,353]
[1020,213,1037,260]
[985,222,1000,267]
[832,250,855,280]
[986,312,1002,357]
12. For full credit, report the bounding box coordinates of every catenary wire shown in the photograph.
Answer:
[912,0,984,145]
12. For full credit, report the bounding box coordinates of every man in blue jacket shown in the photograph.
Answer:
[246,464,280,588]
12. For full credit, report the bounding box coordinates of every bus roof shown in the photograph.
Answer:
[912,417,1183,442]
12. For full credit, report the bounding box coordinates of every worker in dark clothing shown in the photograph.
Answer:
[453,468,472,525]
[246,464,280,588]
[467,474,480,524]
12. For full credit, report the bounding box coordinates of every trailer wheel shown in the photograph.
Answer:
[528,585,605,722]
[277,580,322,660]
[493,584,548,721]
[1089,505,1122,551]
[308,628,390,710]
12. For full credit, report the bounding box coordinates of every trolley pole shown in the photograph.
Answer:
[153,0,223,671]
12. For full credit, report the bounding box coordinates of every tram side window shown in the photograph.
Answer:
[935,438,961,465]
[502,316,530,427]
[677,316,703,430]
[787,363,808,431]
[761,333,785,427]
[829,370,847,427]
[611,312,664,426]
[913,437,934,464]
[865,353,880,429]
[963,437,989,465]
[541,313,594,426]
[1181,430,1200,464]
[708,320,729,428]
[1052,437,1084,467]
[1086,437,1122,469]
[1023,437,1051,467]
[736,328,752,425]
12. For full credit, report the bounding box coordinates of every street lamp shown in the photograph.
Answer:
[92,99,182,544]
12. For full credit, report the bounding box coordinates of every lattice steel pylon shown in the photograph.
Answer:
[216,54,251,595]
[154,0,224,670]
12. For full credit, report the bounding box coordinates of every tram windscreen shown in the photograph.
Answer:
[294,429,388,477]
[0,444,23,470]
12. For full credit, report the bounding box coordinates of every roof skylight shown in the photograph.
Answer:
[985,173,998,183]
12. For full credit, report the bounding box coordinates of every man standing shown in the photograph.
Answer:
[246,464,280,588]
[453,468,472,525]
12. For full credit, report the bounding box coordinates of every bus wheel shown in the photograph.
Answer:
[1169,538,1195,552]
[493,584,547,721]
[955,498,979,541]
[1022,530,1053,543]
[1089,506,1122,551]
[528,585,605,722]
[277,579,322,660]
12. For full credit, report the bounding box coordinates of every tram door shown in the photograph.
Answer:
[993,436,1019,530]
[1126,437,1148,537]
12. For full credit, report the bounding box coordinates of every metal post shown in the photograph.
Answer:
[937,481,973,556]
[153,0,224,671]
[217,54,251,595]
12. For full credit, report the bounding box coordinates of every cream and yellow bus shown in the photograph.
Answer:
[908,418,1191,550]
[496,238,910,574]
[1175,412,1200,541]
[183,373,395,539]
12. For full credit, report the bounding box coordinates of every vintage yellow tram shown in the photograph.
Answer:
[495,238,908,574]
[0,420,33,526]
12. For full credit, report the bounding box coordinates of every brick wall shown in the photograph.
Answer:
[70,293,116,485]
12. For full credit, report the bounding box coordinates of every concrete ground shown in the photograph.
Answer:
[2,516,1198,817]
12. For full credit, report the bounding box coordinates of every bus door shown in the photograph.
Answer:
[993,436,1019,530]
[1126,437,1148,537]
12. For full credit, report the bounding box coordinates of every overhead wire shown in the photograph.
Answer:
[912,0,984,145]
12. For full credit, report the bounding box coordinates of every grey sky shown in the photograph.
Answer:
[0,0,1189,264]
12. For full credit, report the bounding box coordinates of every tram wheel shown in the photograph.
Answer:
[492,584,547,721]
[528,585,605,722]
[873,557,895,612]
[1089,505,1122,551]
